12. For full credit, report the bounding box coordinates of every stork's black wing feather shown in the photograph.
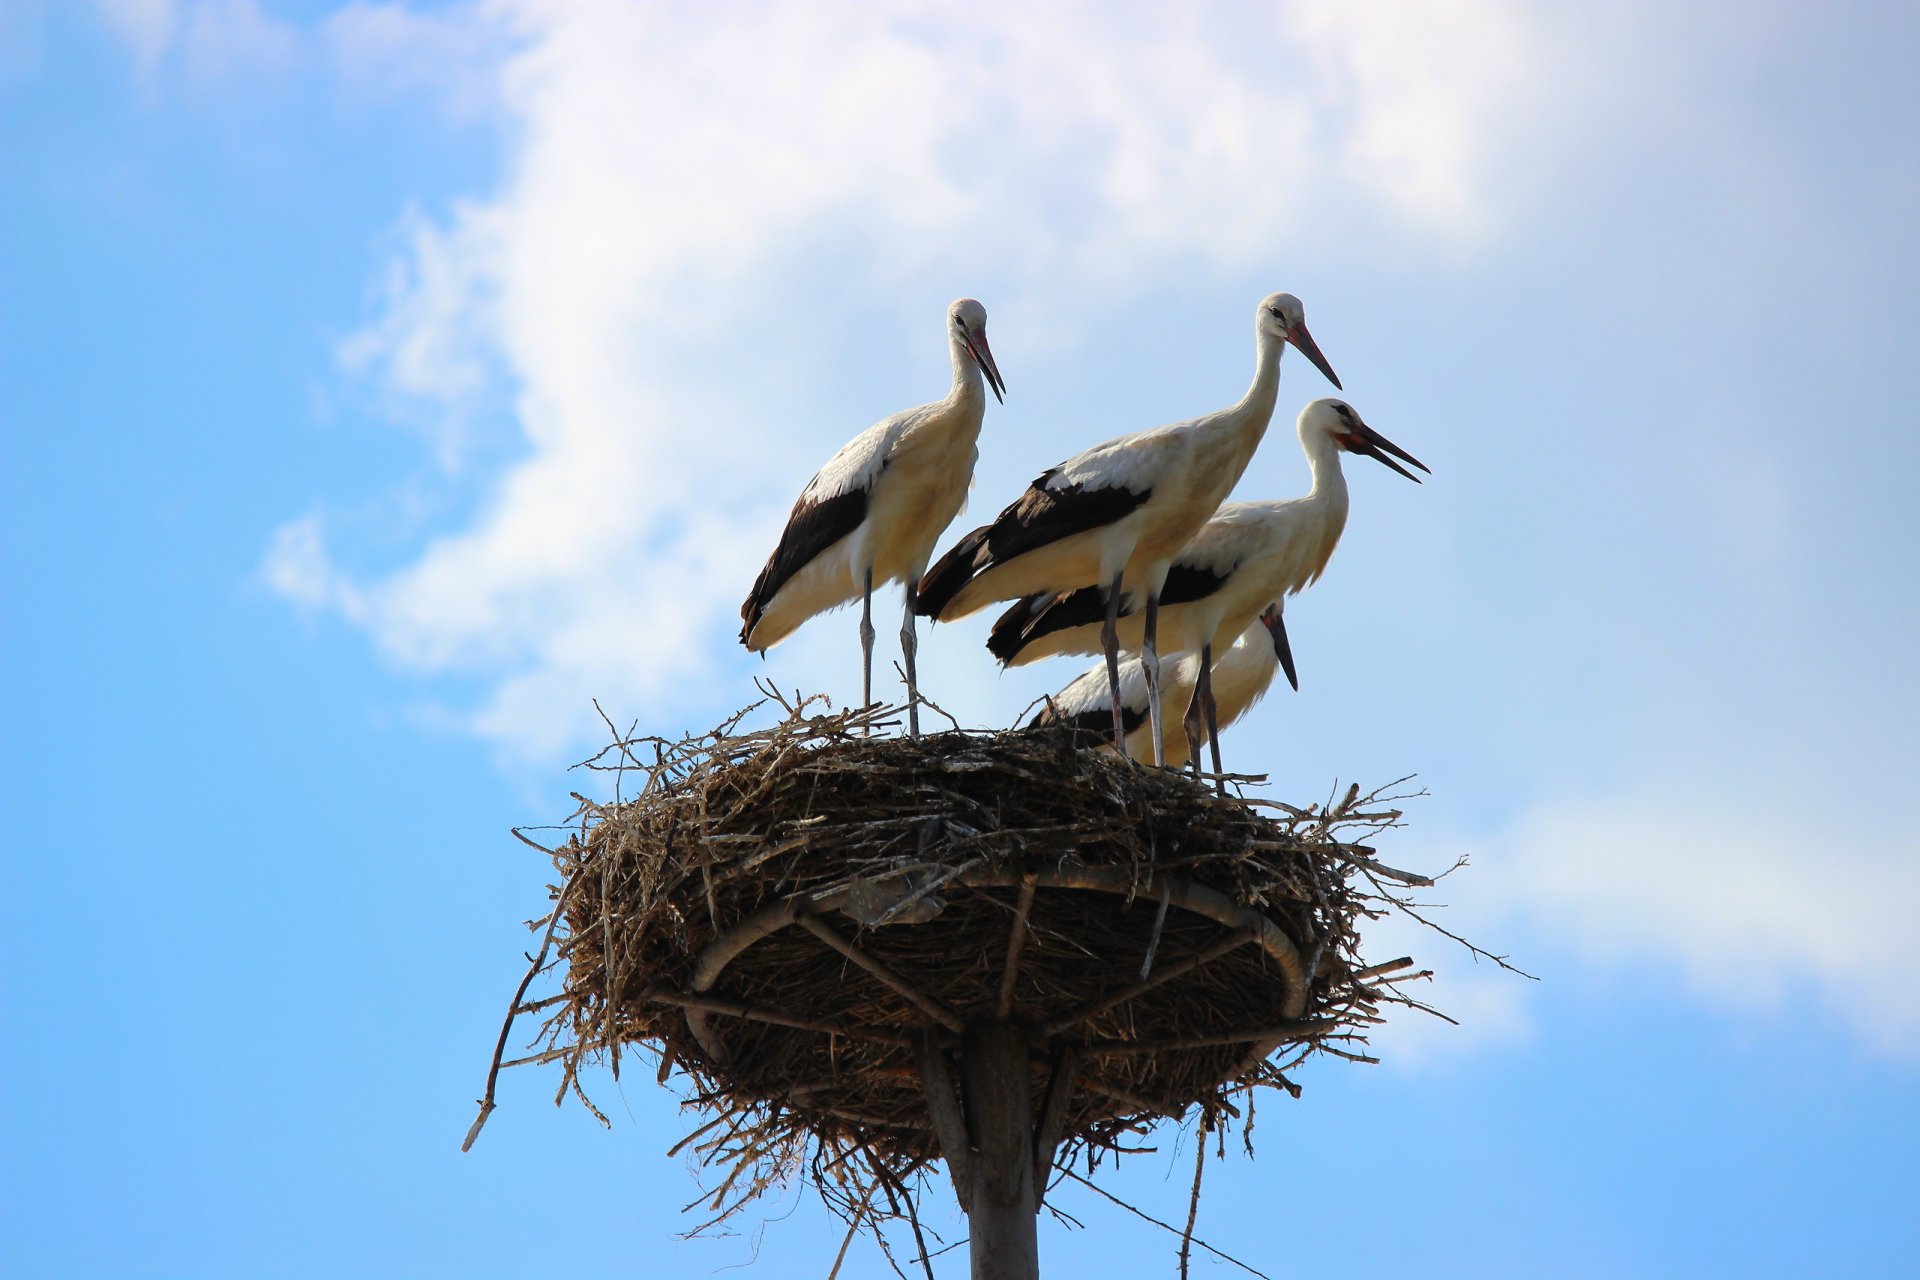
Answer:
[1027,698,1148,737]
[985,559,1234,665]
[987,589,1102,663]
[1158,560,1234,607]
[739,484,870,645]
[915,468,1150,619]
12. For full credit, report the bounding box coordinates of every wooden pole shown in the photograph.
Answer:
[959,1023,1041,1279]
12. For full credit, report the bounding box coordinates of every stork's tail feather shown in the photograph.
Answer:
[739,562,775,649]
[987,595,1047,665]
[987,584,1109,665]
[914,526,990,620]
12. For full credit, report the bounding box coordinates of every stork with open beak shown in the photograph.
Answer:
[989,398,1427,785]
[916,293,1339,762]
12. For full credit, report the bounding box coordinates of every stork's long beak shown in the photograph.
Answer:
[1260,604,1299,691]
[1286,322,1341,390]
[966,331,1006,404]
[1345,420,1430,483]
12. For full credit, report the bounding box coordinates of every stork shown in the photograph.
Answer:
[988,398,1426,786]
[915,292,1339,763]
[740,298,1006,734]
[1028,612,1294,770]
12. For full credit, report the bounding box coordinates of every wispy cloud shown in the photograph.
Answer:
[270,0,1559,752]
[92,0,179,78]
[93,0,295,83]
[237,1,1920,1060]
[1485,792,1920,1056]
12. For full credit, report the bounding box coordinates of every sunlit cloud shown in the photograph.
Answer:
[231,2,1920,1061]
[272,0,1556,753]
[1487,793,1920,1056]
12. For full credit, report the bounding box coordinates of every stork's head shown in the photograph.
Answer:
[1258,292,1341,389]
[1257,603,1300,691]
[1301,398,1430,482]
[949,298,1006,403]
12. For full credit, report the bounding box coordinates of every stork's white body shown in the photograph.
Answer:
[1037,623,1282,768]
[917,293,1338,762]
[922,325,1294,624]
[993,406,1359,668]
[991,397,1428,784]
[742,402,988,652]
[740,299,1004,732]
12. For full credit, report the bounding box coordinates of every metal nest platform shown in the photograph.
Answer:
[467,691,1447,1263]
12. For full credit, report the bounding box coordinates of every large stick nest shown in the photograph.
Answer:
[471,691,1454,1241]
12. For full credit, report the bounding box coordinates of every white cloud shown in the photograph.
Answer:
[264,514,365,619]
[1325,780,1920,1065]
[251,3,1920,1060]
[336,203,508,469]
[277,0,1562,753]
[92,0,178,77]
[93,0,296,83]
[177,0,292,80]
[1484,793,1920,1056]
[321,0,513,118]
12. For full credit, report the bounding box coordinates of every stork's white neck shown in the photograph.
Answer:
[1226,328,1287,433]
[1301,425,1351,505]
[947,333,987,404]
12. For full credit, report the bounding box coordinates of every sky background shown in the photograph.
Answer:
[4,1,1918,1276]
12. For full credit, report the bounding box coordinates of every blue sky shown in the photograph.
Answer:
[4,2,1917,1276]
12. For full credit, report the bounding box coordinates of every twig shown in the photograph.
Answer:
[1139,878,1172,979]
[996,878,1038,1019]
[1179,1116,1206,1280]
[462,871,581,1152]
[795,908,966,1031]
[642,990,921,1044]
[1044,930,1255,1037]
[1058,1168,1273,1280]
[1079,1021,1334,1053]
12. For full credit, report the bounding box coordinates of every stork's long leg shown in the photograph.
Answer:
[859,566,875,732]
[1100,570,1126,753]
[1142,590,1165,767]
[900,581,921,738]
[1201,650,1226,795]
[1181,642,1212,778]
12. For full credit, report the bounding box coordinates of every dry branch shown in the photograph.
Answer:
[467,688,1492,1268]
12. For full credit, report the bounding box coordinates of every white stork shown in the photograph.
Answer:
[988,398,1427,785]
[740,298,1005,734]
[915,292,1339,764]
[1028,613,1294,770]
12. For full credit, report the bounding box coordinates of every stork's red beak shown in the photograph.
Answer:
[966,331,1006,404]
[1286,322,1341,390]
[1260,604,1299,691]
[1343,419,1429,483]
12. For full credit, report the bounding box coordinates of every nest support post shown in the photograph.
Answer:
[925,1022,1046,1280]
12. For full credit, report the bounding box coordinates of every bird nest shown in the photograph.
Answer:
[466,690,1455,1244]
